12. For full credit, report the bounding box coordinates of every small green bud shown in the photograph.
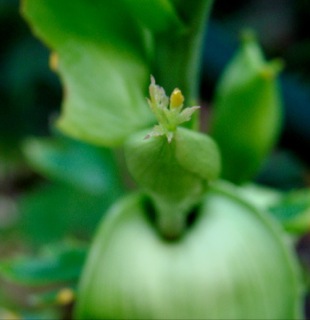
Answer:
[125,78,220,239]
[125,127,220,239]
[210,33,283,184]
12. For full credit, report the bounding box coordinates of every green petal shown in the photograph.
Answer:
[75,186,302,319]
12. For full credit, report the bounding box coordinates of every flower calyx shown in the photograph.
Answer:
[146,76,200,143]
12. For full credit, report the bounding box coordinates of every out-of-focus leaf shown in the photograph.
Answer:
[28,286,75,308]
[4,37,55,102]
[0,36,60,155]
[21,1,154,147]
[20,309,61,320]
[237,183,282,211]
[123,0,184,33]
[256,150,308,191]
[18,183,120,244]
[22,135,122,195]
[269,190,310,234]
[0,308,21,320]
[0,0,18,17]
[0,244,87,286]
[238,183,310,235]
[0,195,18,230]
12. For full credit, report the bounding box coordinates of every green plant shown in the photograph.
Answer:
[1,0,307,319]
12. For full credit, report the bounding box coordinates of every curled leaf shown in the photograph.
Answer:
[22,0,154,146]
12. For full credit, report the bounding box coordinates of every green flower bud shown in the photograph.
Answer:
[75,183,302,319]
[210,32,283,184]
[125,127,220,239]
[146,76,200,142]
[124,77,221,239]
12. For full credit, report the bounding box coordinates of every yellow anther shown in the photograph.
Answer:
[170,88,184,109]
[49,52,59,72]
[56,288,75,305]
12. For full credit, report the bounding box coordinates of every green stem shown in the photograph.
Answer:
[154,0,214,128]
[151,196,187,240]
[139,1,214,239]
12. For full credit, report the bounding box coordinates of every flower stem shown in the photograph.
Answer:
[152,197,187,240]
[154,0,214,129]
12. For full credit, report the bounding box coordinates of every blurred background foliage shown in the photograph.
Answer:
[0,0,310,318]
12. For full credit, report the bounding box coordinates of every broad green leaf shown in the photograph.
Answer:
[0,244,87,286]
[22,135,122,195]
[21,0,154,146]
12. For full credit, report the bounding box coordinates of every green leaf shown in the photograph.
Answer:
[22,135,122,195]
[210,33,283,184]
[123,0,184,33]
[18,183,120,244]
[21,0,154,146]
[269,189,310,234]
[236,183,282,211]
[238,183,310,235]
[0,244,87,286]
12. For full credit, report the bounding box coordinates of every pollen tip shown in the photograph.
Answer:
[170,88,184,109]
